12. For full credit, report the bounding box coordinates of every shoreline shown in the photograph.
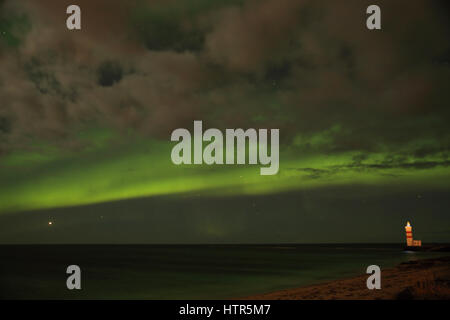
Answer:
[239,256,450,300]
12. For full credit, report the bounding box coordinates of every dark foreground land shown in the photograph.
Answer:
[241,256,450,300]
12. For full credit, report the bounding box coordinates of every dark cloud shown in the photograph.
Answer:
[0,0,448,160]
[294,157,450,180]
[0,116,11,134]
[97,61,124,87]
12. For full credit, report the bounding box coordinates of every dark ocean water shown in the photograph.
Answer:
[0,244,447,299]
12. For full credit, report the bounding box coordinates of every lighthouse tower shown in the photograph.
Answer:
[405,222,413,246]
[405,221,422,247]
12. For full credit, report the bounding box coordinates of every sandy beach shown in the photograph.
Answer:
[240,256,450,300]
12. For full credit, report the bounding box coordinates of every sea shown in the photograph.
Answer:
[0,244,447,299]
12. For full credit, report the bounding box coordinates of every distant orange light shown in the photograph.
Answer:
[48,221,53,225]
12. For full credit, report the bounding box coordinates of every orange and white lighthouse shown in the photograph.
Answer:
[405,221,422,247]
[405,222,413,246]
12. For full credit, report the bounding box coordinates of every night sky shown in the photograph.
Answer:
[0,0,449,243]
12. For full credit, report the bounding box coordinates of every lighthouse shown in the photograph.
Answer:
[405,221,422,247]
[405,222,413,246]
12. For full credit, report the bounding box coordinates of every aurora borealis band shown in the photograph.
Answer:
[0,130,449,213]
[0,0,449,243]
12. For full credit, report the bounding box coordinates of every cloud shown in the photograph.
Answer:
[204,0,307,72]
[0,0,448,161]
[294,155,450,180]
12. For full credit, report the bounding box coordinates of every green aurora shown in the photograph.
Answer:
[0,126,449,213]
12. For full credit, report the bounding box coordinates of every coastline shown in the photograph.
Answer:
[239,255,450,300]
